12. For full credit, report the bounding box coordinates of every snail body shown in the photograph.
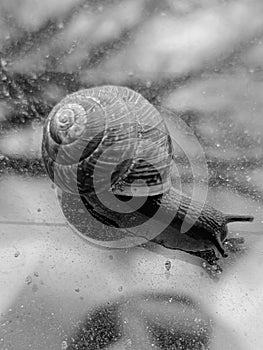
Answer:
[42,85,253,260]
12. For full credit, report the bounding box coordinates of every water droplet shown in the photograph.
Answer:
[165,260,171,271]
[1,59,7,67]
[14,251,20,258]
[146,81,152,88]
[25,275,32,285]
[3,89,10,97]
[61,340,68,349]
[57,22,64,29]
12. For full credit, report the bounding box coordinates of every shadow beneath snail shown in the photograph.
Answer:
[58,190,249,280]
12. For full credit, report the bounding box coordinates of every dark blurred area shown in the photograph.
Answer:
[68,294,212,350]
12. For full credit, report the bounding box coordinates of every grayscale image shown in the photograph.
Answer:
[0,1,262,349]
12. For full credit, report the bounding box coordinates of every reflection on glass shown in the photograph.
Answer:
[1,1,263,349]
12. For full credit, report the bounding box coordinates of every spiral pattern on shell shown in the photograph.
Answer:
[42,85,173,197]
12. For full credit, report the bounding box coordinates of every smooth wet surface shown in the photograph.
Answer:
[1,1,263,349]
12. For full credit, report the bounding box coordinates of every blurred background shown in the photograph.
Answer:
[0,0,263,349]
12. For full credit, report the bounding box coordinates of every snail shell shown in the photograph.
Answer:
[42,85,173,197]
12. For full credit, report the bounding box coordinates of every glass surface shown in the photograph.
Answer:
[0,1,263,349]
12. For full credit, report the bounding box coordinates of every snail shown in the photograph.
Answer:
[42,85,254,266]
